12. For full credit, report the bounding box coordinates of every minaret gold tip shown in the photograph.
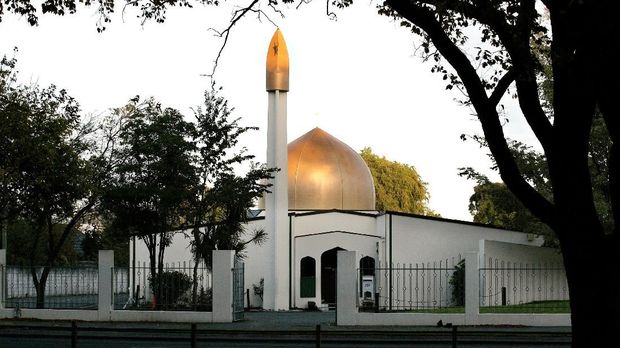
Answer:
[266,29,289,91]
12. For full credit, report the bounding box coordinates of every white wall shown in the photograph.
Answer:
[132,231,194,265]
[244,212,383,309]
[479,240,568,307]
[294,231,378,309]
[480,240,562,265]
[130,211,555,312]
[388,214,543,265]
[242,219,269,309]
[293,212,377,236]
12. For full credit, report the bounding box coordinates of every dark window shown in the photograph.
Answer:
[300,256,316,298]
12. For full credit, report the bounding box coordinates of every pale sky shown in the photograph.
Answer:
[0,1,539,221]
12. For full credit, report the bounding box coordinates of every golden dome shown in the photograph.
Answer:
[288,127,375,210]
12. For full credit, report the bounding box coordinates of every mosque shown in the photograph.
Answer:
[131,30,560,311]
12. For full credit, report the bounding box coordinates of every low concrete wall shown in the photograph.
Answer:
[0,308,99,321]
[354,313,466,326]
[477,314,571,326]
[0,308,214,323]
[111,310,213,323]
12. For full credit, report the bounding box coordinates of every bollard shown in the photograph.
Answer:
[501,287,507,306]
[191,323,197,348]
[316,324,321,348]
[71,321,77,348]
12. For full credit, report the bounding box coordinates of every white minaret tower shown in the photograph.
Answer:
[263,29,290,310]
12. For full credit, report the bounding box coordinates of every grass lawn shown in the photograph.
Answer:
[365,306,465,314]
[407,306,465,314]
[480,300,570,314]
[366,300,570,314]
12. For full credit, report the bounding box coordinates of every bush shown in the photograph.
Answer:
[149,270,192,308]
[450,260,465,306]
[253,278,264,300]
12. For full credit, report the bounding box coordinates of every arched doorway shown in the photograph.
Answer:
[321,247,345,307]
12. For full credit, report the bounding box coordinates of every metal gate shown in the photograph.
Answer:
[232,259,245,321]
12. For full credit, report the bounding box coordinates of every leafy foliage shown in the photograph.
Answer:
[149,270,193,307]
[101,96,198,292]
[1,52,105,307]
[103,97,197,239]
[449,259,464,307]
[189,88,274,268]
[360,147,437,216]
[6,220,79,266]
[461,114,612,246]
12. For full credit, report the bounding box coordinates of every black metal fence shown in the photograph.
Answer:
[479,258,570,313]
[360,256,464,312]
[232,259,244,321]
[114,262,212,311]
[1,265,99,309]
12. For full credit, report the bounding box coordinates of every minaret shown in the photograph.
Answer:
[263,29,289,310]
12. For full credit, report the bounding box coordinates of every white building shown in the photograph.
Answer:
[131,30,562,312]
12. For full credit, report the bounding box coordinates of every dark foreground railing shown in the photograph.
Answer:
[0,321,572,348]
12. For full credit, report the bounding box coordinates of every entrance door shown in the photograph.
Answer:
[321,247,345,307]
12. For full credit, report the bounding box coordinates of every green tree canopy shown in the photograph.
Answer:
[360,147,437,216]
[0,52,104,308]
[188,88,274,269]
[102,97,197,290]
[466,178,555,247]
[463,113,612,247]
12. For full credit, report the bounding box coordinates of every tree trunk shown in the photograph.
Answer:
[561,232,620,347]
[32,266,51,309]
[156,232,167,310]
[191,227,201,309]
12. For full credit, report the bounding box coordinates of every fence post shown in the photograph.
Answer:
[464,251,480,325]
[336,250,357,325]
[315,324,321,348]
[0,249,5,310]
[191,323,197,348]
[98,250,114,320]
[451,325,457,348]
[212,250,234,322]
[71,320,78,348]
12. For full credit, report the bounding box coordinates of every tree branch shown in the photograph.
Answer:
[206,0,261,83]
[489,68,514,107]
[415,0,553,152]
[511,0,553,153]
[386,0,556,228]
[47,199,97,265]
